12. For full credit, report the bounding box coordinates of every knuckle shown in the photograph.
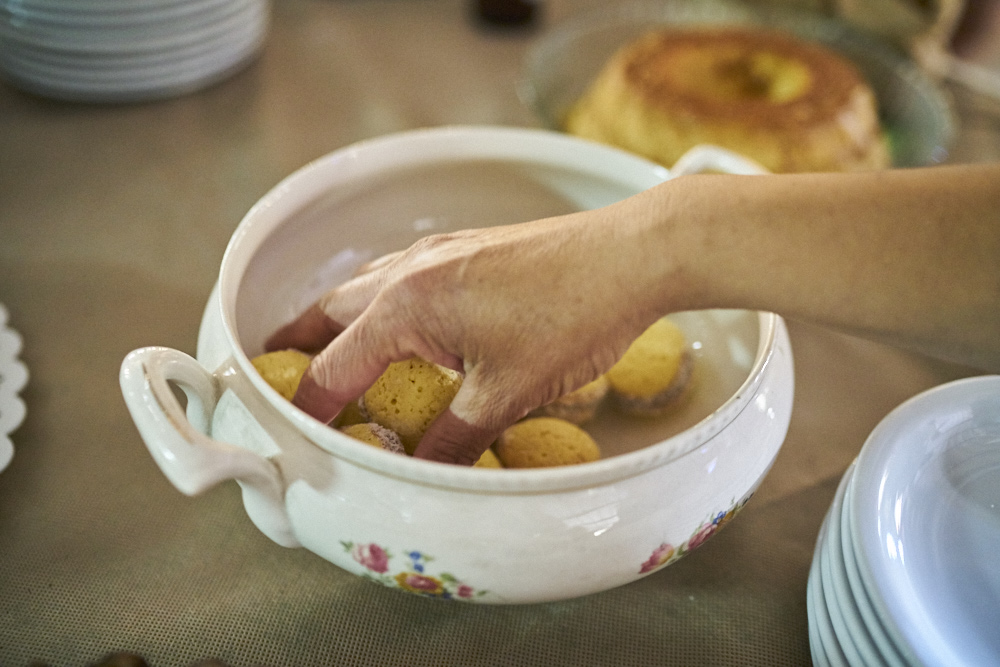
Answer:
[307,355,339,393]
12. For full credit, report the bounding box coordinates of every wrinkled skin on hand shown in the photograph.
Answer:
[267,164,1000,464]
[266,209,666,465]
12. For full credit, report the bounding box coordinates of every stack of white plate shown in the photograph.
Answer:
[808,375,1000,666]
[0,0,269,103]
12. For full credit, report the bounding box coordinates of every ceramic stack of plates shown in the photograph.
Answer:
[0,0,269,103]
[808,375,1000,667]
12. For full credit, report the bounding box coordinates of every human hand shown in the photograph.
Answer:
[266,207,667,465]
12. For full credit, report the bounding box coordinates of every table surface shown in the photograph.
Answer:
[1,1,998,665]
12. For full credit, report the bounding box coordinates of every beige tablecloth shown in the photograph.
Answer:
[1,1,997,665]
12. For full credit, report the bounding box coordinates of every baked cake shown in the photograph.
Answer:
[363,358,463,455]
[605,318,693,417]
[340,422,407,455]
[495,417,602,468]
[251,349,312,401]
[474,448,504,468]
[564,26,890,173]
[530,375,610,424]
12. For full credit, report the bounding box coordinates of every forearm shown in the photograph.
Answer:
[618,164,1000,370]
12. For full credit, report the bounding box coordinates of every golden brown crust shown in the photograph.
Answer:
[610,349,694,417]
[622,28,865,129]
[605,318,693,417]
[565,26,891,173]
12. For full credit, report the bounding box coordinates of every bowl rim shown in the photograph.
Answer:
[518,0,957,168]
[216,125,783,493]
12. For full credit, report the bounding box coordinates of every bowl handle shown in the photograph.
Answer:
[120,346,297,547]
[670,145,769,176]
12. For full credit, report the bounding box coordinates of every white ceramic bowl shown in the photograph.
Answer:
[519,0,956,168]
[120,126,794,603]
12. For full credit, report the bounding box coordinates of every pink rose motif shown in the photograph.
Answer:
[456,584,474,599]
[687,522,718,551]
[351,543,390,573]
[640,543,675,574]
[395,572,444,596]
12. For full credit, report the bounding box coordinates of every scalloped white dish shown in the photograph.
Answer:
[0,303,28,473]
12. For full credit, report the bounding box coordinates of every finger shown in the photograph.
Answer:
[265,304,345,353]
[412,367,534,465]
[290,312,398,424]
[422,351,465,375]
[290,372,347,424]
[411,409,501,466]
[292,348,389,425]
[266,268,387,353]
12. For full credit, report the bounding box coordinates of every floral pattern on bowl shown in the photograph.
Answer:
[342,541,488,601]
[639,493,753,574]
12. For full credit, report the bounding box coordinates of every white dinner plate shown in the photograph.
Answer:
[0,0,264,55]
[820,462,891,667]
[810,543,850,666]
[0,0,266,103]
[0,9,266,82]
[807,565,831,667]
[837,470,908,667]
[3,0,235,27]
[0,29,263,102]
[849,375,1000,666]
[809,498,848,667]
[816,475,869,666]
[7,0,208,14]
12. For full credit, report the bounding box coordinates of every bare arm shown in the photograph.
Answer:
[640,163,1000,369]
[268,163,1000,463]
